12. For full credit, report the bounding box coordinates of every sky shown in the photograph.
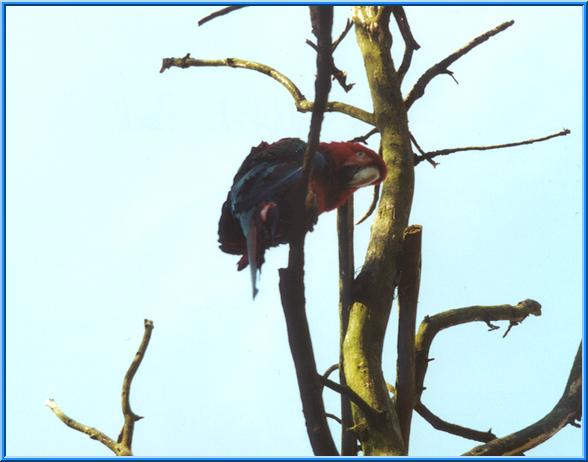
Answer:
[2,3,585,458]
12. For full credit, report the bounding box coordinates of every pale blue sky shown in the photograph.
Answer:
[3,4,584,457]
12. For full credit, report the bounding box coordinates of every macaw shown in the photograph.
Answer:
[218,137,387,297]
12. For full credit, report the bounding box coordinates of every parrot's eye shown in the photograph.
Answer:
[356,151,367,159]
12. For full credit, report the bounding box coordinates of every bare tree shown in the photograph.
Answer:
[48,6,581,457]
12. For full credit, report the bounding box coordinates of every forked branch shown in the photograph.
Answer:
[46,319,154,456]
[405,20,515,109]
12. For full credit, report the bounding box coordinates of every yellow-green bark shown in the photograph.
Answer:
[342,6,415,456]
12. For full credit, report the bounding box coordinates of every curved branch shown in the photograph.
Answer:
[160,54,374,125]
[405,20,514,110]
[415,299,542,399]
[392,7,420,83]
[464,343,582,456]
[415,401,497,443]
[118,319,153,451]
[414,128,571,165]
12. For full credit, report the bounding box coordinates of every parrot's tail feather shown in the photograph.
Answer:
[245,212,261,299]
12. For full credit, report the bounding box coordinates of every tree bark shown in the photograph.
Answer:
[342,6,415,456]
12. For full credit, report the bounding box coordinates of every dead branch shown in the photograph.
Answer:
[321,377,383,423]
[332,19,354,52]
[395,225,422,448]
[410,132,438,167]
[197,6,246,27]
[337,199,356,455]
[415,299,542,400]
[46,319,154,456]
[307,19,355,93]
[326,413,343,425]
[464,343,582,456]
[405,20,514,110]
[160,55,372,125]
[414,128,571,165]
[278,7,338,456]
[348,127,378,144]
[392,7,420,83]
[322,363,339,381]
[45,400,121,454]
[118,319,153,451]
[415,401,497,443]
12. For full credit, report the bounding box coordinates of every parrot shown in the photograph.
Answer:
[217,137,387,298]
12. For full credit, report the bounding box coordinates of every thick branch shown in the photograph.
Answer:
[464,343,582,456]
[160,55,373,125]
[278,7,338,456]
[414,129,571,165]
[392,7,420,83]
[197,6,246,27]
[46,320,154,456]
[415,299,542,400]
[415,401,497,443]
[395,225,422,449]
[405,20,514,110]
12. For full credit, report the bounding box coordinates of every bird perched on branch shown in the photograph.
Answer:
[218,137,386,297]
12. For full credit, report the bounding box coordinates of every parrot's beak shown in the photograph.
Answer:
[344,165,382,188]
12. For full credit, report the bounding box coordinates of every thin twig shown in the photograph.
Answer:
[410,132,438,167]
[414,129,571,165]
[326,413,343,425]
[332,19,354,52]
[197,6,246,26]
[405,20,515,110]
[321,377,383,423]
[160,54,373,125]
[348,127,379,144]
[392,7,420,83]
[307,21,356,93]
[322,363,339,381]
[416,401,497,443]
[464,343,582,456]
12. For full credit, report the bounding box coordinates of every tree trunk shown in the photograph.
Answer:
[342,6,415,456]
